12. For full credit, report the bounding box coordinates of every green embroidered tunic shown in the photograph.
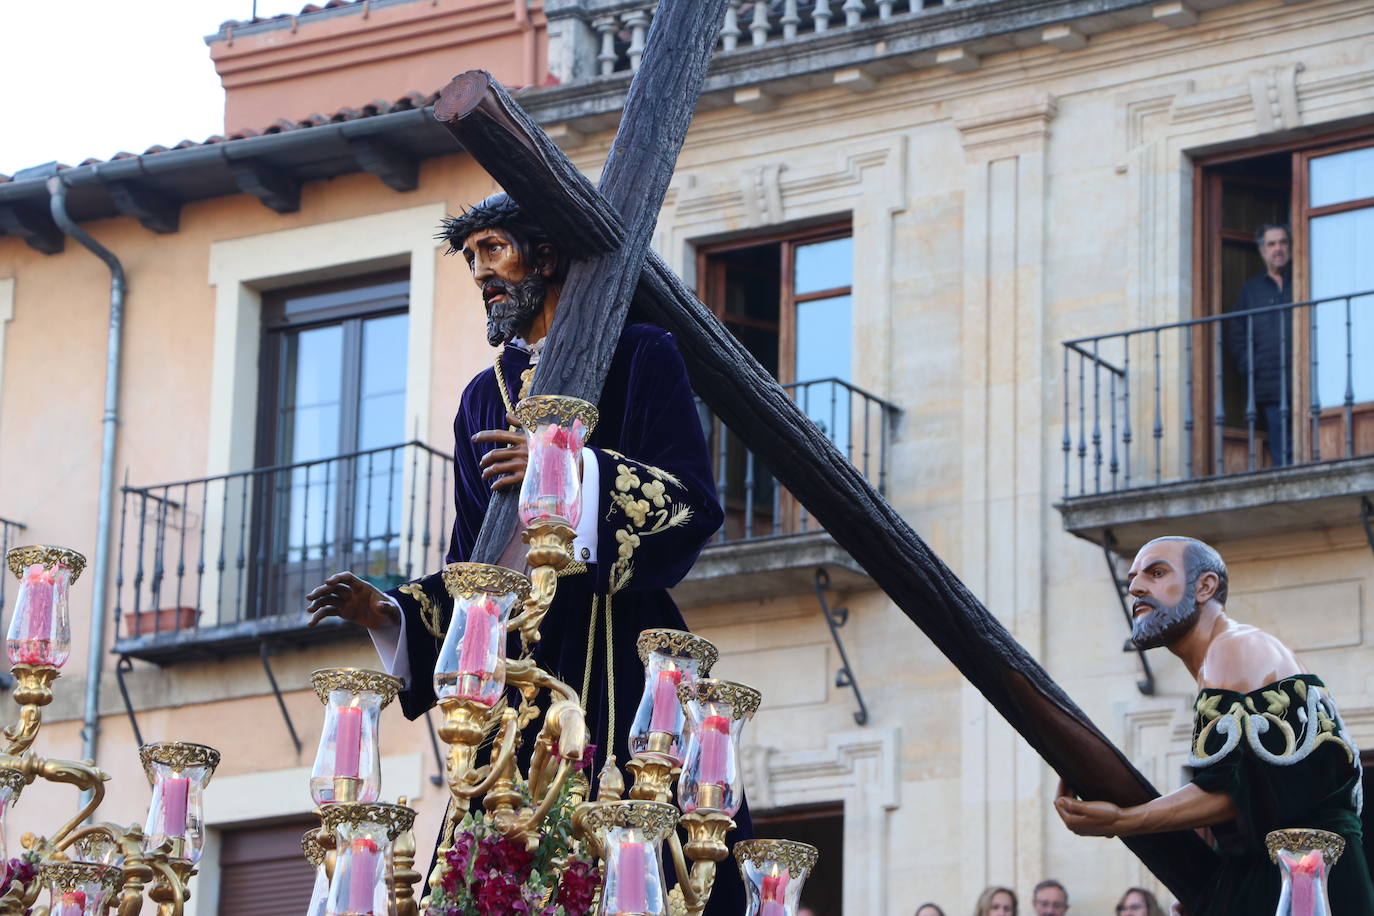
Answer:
[1188,675,1374,914]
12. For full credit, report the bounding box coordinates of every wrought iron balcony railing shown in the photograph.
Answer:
[114,442,453,653]
[701,377,899,543]
[1060,288,1374,498]
[548,0,972,77]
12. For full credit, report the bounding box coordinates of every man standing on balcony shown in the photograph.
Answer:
[1053,536,1374,914]
[1225,223,1294,466]
[304,192,750,913]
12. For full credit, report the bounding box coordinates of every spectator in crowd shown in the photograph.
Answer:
[915,905,947,916]
[973,886,1017,916]
[1031,879,1069,915]
[1115,887,1166,916]
[1225,222,1294,466]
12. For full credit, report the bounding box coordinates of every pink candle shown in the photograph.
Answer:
[16,564,54,665]
[648,669,684,733]
[58,891,86,916]
[334,706,362,779]
[1291,850,1322,916]
[760,871,789,916]
[614,840,648,914]
[347,837,379,915]
[697,715,731,788]
[161,776,189,837]
[457,599,497,678]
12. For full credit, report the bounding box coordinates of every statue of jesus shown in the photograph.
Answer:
[305,192,750,913]
[1054,536,1374,914]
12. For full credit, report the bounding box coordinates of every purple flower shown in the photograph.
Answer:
[474,873,529,916]
[474,834,535,881]
[555,860,600,916]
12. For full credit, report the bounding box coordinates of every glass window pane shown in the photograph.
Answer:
[1311,206,1374,406]
[284,325,344,462]
[794,237,852,295]
[794,294,852,454]
[356,313,409,551]
[1310,147,1374,209]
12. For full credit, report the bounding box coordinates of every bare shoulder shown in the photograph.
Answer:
[1200,624,1303,692]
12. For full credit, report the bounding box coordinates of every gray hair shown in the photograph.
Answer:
[1254,222,1291,248]
[1143,536,1228,606]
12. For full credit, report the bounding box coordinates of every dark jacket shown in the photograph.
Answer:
[1224,271,1293,405]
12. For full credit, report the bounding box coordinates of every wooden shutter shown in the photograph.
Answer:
[218,822,318,916]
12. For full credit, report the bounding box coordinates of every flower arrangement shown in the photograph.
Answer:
[427,777,599,916]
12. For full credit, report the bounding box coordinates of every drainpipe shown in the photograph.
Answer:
[46,176,125,782]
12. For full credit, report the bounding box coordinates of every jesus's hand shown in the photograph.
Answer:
[1053,778,1124,837]
[474,412,529,490]
[306,571,400,629]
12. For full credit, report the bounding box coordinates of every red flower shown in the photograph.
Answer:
[473,873,529,915]
[441,834,475,895]
[474,834,535,881]
[555,860,601,916]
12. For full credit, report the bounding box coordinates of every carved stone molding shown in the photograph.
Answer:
[1249,63,1304,133]
[954,95,1057,162]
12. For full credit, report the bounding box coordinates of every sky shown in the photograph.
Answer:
[0,1,303,177]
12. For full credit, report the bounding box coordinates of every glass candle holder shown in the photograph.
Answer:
[303,830,330,916]
[309,669,402,805]
[5,546,84,669]
[39,861,120,916]
[1267,828,1345,916]
[320,802,415,916]
[629,630,719,763]
[435,563,529,707]
[735,840,819,916]
[677,679,761,815]
[513,395,599,527]
[140,741,220,862]
[580,801,677,916]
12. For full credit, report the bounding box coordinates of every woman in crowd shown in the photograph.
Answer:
[972,886,1017,916]
[1115,887,1166,916]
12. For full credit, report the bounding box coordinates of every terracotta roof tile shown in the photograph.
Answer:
[218,0,373,32]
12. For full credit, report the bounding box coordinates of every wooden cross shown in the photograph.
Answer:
[436,0,1215,904]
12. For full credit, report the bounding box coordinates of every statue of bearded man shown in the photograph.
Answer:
[305,192,751,915]
[1054,536,1374,914]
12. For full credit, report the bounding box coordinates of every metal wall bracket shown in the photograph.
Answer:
[1102,530,1155,696]
[260,642,304,754]
[813,567,869,726]
[114,655,145,747]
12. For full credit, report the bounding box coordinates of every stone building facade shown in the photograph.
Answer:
[0,0,1372,913]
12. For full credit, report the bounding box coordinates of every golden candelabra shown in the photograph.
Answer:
[0,546,220,916]
[301,394,820,916]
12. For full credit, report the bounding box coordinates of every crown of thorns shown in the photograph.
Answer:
[436,193,551,254]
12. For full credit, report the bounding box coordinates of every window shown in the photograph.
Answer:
[254,271,410,607]
[749,804,843,916]
[698,226,854,540]
[217,821,318,916]
[1194,129,1374,472]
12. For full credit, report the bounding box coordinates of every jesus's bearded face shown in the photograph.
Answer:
[461,227,553,346]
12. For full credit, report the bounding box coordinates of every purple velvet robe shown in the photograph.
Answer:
[386,323,751,913]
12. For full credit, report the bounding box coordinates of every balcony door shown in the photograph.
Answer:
[698,225,853,540]
[255,271,410,615]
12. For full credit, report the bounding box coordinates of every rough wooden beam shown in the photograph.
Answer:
[346,136,419,192]
[0,204,64,254]
[229,158,301,213]
[436,74,1219,907]
[436,0,735,564]
[105,180,180,234]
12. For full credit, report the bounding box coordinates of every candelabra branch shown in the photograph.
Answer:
[393,795,422,916]
[3,665,59,756]
[147,854,192,916]
[507,519,574,648]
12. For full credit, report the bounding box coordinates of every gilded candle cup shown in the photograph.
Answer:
[676,679,761,815]
[140,741,220,862]
[320,803,414,916]
[434,563,529,707]
[628,629,719,763]
[735,840,819,916]
[40,862,121,916]
[303,831,330,916]
[1267,828,1345,916]
[308,668,402,805]
[5,546,83,669]
[581,801,676,916]
[513,395,598,527]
